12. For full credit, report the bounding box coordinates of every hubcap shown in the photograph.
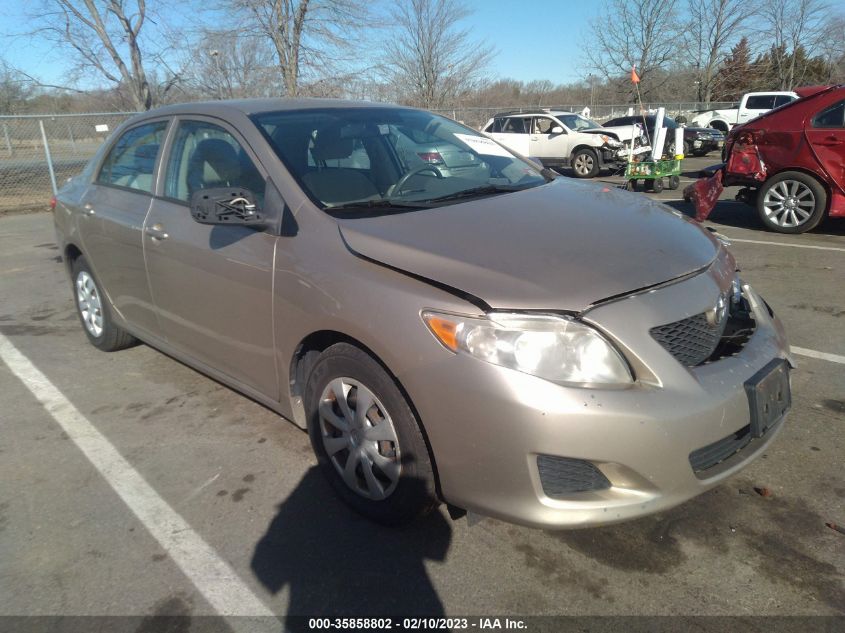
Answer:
[574,153,593,175]
[75,271,103,337]
[318,377,401,500]
[763,180,815,227]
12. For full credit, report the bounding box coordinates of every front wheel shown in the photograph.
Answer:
[756,171,827,234]
[305,343,439,525]
[71,257,136,351]
[571,148,600,178]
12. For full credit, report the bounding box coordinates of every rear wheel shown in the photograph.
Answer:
[756,171,827,234]
[71,257,136,351]
[571,148,600,178]
[305,343,439,525]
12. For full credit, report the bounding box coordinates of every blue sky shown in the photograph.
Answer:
[0,0,601,87]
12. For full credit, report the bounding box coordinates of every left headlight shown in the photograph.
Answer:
[422,311,633,388]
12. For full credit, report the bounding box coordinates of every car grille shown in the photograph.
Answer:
[536,455,611,497]
[650,312,728,366]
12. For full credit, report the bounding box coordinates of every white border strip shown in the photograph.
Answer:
[0,333,274,618]
[791,346,845,365]
[725,237,845,253]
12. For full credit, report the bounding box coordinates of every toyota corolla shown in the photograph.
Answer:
[53,99,793,528]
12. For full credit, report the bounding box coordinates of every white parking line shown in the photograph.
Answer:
[0,333,275,619]
[791,346,845,365]
[725,237,845,253]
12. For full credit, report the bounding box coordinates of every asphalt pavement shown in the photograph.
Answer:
[0,157,843,627]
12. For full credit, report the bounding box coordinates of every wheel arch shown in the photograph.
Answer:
[288,329,444,499]
[709,119,729,133]
[63,242,84,277]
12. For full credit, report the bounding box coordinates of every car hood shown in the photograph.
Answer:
[337,179,720,312]
[686,126,724,135]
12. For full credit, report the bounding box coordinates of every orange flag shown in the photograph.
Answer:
[631,66,640,84]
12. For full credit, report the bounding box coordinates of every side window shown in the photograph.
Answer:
[501,117,529,134]
[164,121,265,203]
[775,94,796,107]
[745,95,776,110]
[97,121,167,192]
[533,117,556,134]
[812,101,845,128]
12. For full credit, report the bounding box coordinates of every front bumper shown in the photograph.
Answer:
[400,263,791,529]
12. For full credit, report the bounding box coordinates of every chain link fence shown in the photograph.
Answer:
[0,113,134,212]
[0,102,735,213]
[431,102,736,129]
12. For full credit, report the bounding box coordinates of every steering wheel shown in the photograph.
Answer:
[389,164,444,197]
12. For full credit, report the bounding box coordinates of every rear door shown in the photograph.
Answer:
[143,116,278,398]
[739,94,777,123]
[487,116,531,156]
[77,119,169,338]
[806,98,845,194]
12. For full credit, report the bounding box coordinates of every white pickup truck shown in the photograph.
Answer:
[690,91,798,133]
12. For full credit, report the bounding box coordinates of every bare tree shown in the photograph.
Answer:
[185,30,280,100]
[584,0,680,99]
[0,60,36,114]
[382,0,494,109]
[30,1,176,110]
[683,0,753,103]
[758,0,829,89]
[231,0,370,97]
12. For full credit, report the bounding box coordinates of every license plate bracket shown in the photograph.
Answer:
[744,359,791,438]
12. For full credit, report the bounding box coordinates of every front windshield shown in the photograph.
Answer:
[557,114,601,131]
[252,107,547,212]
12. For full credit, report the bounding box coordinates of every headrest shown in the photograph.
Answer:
[311,127,353,161]
[190,138,240,181]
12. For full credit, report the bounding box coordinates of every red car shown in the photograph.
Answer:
[721,85,845,233]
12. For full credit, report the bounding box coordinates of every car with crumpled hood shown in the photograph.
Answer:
[52,99,793,528]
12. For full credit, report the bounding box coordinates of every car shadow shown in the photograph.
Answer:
[663,200,845,237]
[251,468,451,628]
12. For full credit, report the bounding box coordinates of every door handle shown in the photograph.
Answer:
[817,136,842,146]
[144,224,169,240]
[83,203,95,216]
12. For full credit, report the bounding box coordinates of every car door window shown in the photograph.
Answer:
[96,121,167,192]
[532,117,557,134]
[501,117,529,134]
[774,95,796,107]
[164,120,265,203]
[745,95,776,110]
[812,101,845,128]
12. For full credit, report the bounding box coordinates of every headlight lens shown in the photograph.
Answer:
[422,311,633,387]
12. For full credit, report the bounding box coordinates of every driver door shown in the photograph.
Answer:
[143,117,279,399]
[529,116,569,160]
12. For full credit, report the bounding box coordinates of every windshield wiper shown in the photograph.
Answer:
[424,183,532,203]
[325,198,431,211]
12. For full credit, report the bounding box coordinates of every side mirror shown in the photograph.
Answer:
[190,188,267,228]
[550,126,564,134]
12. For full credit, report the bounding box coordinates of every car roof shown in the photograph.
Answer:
[493,110,578,118]
[124,98,408,122]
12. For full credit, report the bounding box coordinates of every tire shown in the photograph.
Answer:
[668,175,680,190]
[305,343,439,526]
[626,179,636,191]
[683,141,692,157]
[693,149,708,157]
[71,257,136,352]
[571,148,600,178]
[756,171,827,234]
[652,177,664,193]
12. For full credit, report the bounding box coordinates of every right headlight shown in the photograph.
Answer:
[422,311,633,388]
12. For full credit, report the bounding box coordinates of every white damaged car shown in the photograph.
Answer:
[482,110,631,178]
